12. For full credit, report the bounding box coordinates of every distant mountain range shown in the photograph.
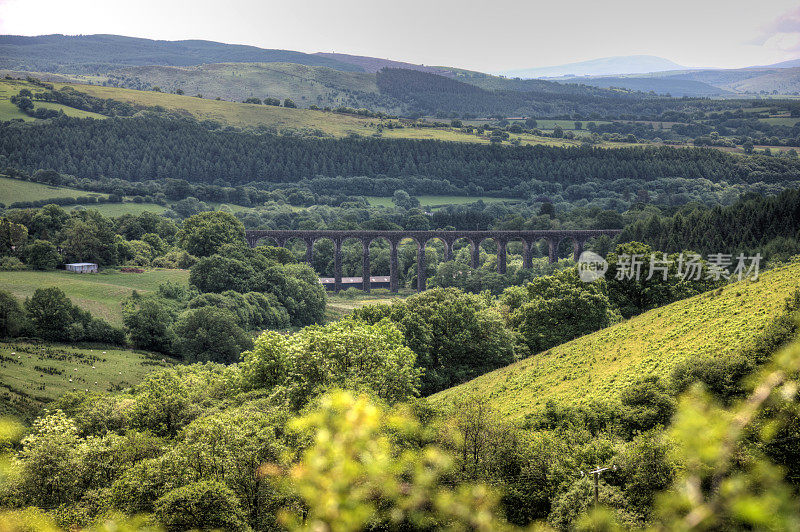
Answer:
[0,34,364,74]
[498,55,687,78]
[1,34,799,99]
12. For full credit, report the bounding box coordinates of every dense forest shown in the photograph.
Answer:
[3,116,800,199]
[621,187,800,258]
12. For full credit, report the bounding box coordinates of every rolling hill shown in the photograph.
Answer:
[314,52,451,75]
[0,34,364,74]
[0,79,598,149]
[105,62,402,112]
[555,76,730,97]
[430,260,800,418]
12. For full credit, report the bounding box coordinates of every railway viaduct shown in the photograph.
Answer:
[245,229,621,292]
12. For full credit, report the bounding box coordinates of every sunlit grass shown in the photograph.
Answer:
[431,261,800,417]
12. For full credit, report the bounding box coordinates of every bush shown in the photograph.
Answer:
[189,255,254,293]
[240,319,421,408]
[502,269,615,355]
[177,211,245,257]
[123,298,176,353]
[0,256,25,271]
[24,287,75,341]
[22,240,61,270]
[352,287,514,395]
[173,307,252,364]
[154,481,249,532]
[0,290,27,337]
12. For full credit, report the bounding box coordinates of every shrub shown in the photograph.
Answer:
[22,240,61,270]
[240,319,421,408]
[352,288,514,395]
[154,481,249,532]
[0,256,25,271]
[173,307,252,364]
[0,290,27,337]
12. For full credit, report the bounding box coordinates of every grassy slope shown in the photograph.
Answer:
[0,269,189,326]
[0,340,174,418]
[1,79,644,149]
[0,176,108,205]
[49,80,382,137]
[109,62,381,107]
[0,78,106,121]
[431,261,800,418]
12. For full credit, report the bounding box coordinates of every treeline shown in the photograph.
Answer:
[33,86,145,117]
[4,116,800,196]
[620,188,800,258]
[6,194,120,210]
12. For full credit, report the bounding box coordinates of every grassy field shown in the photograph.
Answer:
[75,202,169,217]
[0,78,106,121]
[431,261,800,418]
[0,269,189,326]
[45,80,383,138]
[365,195,515,208]
[759,117,800,127]
[0,340,175,419]
[0,176,108,205]
[325,289,410,322]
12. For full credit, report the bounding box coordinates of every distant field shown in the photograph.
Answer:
[325,290,410,322]
[0,79,35,121]
[365,195,516,207]
[0,176,108,205]
[759,117,800,126]
[34,100,107,119]
[74,202,169,217]
[431,261,800,417]
[0,79,106,121]
[0,269,189,326]
[0,340,175,419]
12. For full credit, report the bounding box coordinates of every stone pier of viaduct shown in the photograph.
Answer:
[245,229,621,293]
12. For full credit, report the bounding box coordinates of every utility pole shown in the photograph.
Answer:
[580,465,617,505]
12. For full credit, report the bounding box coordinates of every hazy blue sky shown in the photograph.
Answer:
[1,0,799,71]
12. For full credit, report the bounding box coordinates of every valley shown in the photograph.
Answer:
[2,19,800,531]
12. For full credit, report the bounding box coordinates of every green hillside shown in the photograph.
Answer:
[0,78,106,121]
[0,79,638,149]
[0,175,108,205]
[431,260,800,418]
[0,269,189,326]
[0,340,175,419]
[0,34,364,74]
[107,62,395,111]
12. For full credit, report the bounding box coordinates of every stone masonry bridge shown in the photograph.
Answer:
[245,229,621,292]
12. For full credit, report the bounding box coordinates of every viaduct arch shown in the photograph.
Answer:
[244,229,621,293]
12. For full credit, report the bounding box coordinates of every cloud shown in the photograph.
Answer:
[752,6,800,53]
[770,6,800,33]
